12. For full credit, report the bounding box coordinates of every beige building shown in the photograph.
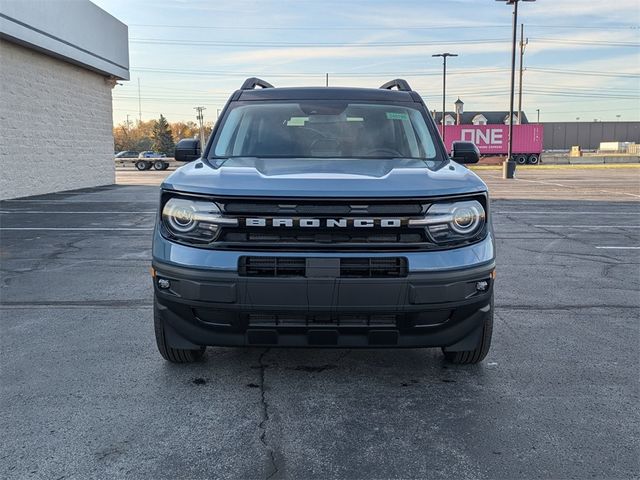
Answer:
[0,0,129,200]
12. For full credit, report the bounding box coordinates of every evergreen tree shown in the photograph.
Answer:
[151,115,175,154]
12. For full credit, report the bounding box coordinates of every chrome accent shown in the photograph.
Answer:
[200,216,239,226]
[408,215,454,227]
[242,217,405,228]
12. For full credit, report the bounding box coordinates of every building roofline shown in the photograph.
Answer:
[0,1,129,80]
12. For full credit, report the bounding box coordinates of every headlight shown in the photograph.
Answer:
[162,197,237,243]
[409,200,486,243]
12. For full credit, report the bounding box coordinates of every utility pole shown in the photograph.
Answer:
[536,108,540,123]
[126,114,131,131]
[497,0,536,179]
[137,78,142,123]
[517,23,528,125]
[194,106,206,147]
[432,52,458,147]
[326,73,329,87]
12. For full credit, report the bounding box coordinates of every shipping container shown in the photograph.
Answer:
[438,124,544,164]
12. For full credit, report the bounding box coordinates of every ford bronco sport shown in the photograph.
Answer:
[152,78,495,364]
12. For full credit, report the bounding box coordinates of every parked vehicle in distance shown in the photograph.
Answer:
[152,77,495,365]
[439,124,544,164]
[138,151,167,159]
[115,150,139,158]
[174,138,201,162]
[134,151,169,171]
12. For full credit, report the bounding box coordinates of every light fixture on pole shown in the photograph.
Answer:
[432,52,458,147]
[496,0,536,179]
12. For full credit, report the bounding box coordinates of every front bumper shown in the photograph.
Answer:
[153,257,495,349]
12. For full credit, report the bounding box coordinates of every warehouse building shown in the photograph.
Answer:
[433,99,529,126]
[0,0,128,200]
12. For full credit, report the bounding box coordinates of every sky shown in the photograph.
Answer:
[91,0,640,126]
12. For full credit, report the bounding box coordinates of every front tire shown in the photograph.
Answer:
[154,303,205,363]
[442,298,493,365]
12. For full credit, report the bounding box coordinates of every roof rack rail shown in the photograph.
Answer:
[379,79,412,92]
[240,77,274,90]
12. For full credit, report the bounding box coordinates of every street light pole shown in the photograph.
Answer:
[432,53,458,147]
[497,0,535,179]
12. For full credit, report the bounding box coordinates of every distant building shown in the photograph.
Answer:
[433,98,529,126]
[0,0,129,200]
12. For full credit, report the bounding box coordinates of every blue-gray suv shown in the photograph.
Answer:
[152,78,495,364]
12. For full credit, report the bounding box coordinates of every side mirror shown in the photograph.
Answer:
[174,139,201,162]
[451,141,480,164]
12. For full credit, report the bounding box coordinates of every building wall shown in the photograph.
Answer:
[0,39,115,199]
[543,122,640,150]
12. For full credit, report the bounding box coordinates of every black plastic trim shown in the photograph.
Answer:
[379,79,412,91]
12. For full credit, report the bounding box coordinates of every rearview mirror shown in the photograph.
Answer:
[174,139,201,162]
[451,141,480,164]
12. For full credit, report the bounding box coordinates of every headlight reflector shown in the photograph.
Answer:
[409,200,485,243]
[164,200,198,233]
[450,202,483,234]
[162,197,236,243]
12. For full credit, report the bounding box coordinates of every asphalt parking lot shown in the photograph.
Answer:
[1,166,639,479]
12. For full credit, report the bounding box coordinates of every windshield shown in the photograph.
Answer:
[211,102,440,161]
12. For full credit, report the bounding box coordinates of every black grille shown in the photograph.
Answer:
[239,256,407,278]
[224,202,423,216]
[340,257,407,277]
[247,313,399,327]
[239,257,306,277]
[222,231,425,245]
[218,198,429,249]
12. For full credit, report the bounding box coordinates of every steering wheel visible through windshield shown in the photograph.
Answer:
[211,101,442,163]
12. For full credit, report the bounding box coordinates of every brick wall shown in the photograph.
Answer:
[0,39,115,199]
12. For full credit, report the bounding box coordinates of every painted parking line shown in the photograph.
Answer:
[0,227,153,231]
[500,177,640,199]
[494,211,640,215]
[534,225,640,229]
[512,178,567,188]
[595,246,640,250]
[0,211,157,214]
[599,189,640,199]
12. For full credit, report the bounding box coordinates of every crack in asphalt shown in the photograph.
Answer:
[0,236,84,287]
[257,348,280,480]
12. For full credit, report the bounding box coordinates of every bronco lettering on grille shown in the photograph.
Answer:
[243,218,404,228]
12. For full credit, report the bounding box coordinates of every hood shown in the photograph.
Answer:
[161,157,487,198]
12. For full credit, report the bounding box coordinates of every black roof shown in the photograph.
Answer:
[433,110,529,124]
[237,86,419,102]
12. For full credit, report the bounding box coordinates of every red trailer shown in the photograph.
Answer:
[438,124,544,164]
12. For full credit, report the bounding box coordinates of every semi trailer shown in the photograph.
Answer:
[438,124,544,164]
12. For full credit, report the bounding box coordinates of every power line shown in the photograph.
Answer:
[129,38,508,47]
[113,90,638,103]
[128,66,510,77]
[531,37,640,47]
[527,67,639,78]
[124,66,638,80]
[129,37,639,48]
[128,23,639,31]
